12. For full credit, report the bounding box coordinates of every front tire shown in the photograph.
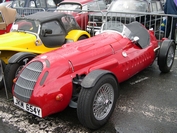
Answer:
[4,63,21,93]
[77,74,118,129]
[158,40,175,73]
[0,59,6,89]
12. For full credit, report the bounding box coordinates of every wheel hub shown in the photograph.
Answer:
[93,83,114,120]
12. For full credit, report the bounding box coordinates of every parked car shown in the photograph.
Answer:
[55,0,107,30]
[0,11,90,91]
[11,0,57,16]
[12,21,175,130]
[0,5,16,35]
[87,0,164,34]
[0,1,13,7]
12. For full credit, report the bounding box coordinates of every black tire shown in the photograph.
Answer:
[158,40,175,73]
[0,59,6,89]
[4,63,21,93]
[77,74,118,129]
[78,35,88,40]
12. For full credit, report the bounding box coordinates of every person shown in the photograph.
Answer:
[164,0,177,40]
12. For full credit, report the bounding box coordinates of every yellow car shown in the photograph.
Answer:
[0,11,90,91]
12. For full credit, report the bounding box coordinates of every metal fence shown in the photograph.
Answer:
[14,7,55,17]
[86,10,177,42]
[13,8,177,42]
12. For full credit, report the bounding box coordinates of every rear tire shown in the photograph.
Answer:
[77,74,118,129]
[158,40,175,73]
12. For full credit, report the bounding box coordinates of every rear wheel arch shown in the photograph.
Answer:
[8,52,37,64]
[66,30,90,42]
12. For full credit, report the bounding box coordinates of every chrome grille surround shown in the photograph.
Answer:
[14,61,43,102]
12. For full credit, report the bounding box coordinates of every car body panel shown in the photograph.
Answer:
[0,32,56,52]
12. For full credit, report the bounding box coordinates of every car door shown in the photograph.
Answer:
[39,20,66,48]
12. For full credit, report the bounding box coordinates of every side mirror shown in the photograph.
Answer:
[45,29,52,34]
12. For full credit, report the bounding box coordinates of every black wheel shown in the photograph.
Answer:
[0,59,6,89]
[4,63,21,93]
[77,74,118,129]
[158,40,175,73]
[78,35,88,40]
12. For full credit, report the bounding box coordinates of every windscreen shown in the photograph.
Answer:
[56,3,82,12]
[101,21,133,39]
[108,0,148,12]
[11,19,39,33]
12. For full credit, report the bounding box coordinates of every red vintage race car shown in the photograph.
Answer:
[12,21,175,129]
[0,5,16,35]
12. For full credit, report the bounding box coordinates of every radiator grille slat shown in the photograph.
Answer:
[14,61,43,102]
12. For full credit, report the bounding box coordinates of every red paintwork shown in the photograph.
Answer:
[0,23,12,35]
[13,26,159,117]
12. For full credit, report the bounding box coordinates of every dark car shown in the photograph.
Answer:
[12,21,175,130]
[87,0,164,34]
[11,0,57,16]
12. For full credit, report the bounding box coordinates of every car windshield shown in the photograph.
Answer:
[101,21,133,39]
[11,0,25,7]
[56,3,82,12]
[11,19,39,33]
[108,0,148,12]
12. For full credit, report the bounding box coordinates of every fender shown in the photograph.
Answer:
[8,52,37,64]
[66,30,90,42]
[81,69,117,88]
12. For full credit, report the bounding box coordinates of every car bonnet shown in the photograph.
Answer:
[0,32,36,50]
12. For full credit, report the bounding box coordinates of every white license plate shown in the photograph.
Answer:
[13,96,42,117]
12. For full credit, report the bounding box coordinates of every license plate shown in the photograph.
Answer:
[13,96,42,117]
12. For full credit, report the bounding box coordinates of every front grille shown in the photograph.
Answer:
[14,61,43,102]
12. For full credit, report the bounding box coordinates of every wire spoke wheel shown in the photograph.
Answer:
[77,73,119,129]
[166,46,175,68]
[93,83,114,120]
